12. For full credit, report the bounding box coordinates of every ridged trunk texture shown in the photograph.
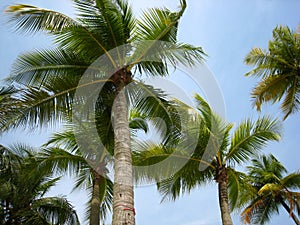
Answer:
[280,198,300,225]
[112,77,135,225]
[89,171,102,225]
[217,167,233,225]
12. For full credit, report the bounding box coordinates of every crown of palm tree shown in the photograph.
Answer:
[245,25,300,119]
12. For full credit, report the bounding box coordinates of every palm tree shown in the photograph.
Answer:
[0,144,80,225]
[4,1,205,224]
[240,154,300,225]
[41,129,113,225]
[41,107,158,225]
[134,94,282,225]
[244,25,300,119]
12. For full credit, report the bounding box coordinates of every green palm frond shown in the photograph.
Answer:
[42,127,113,224]
[156,158,214,201]
[37,177,61,198]
[40,147,89,176]
[75,0,128,46]
[134,0,186,43]
[227,116,281,164]
[194,93,213,125]
[129,0,204,76]
[0,86,23,131]
[8,48,90,86]
[54,0,134,62]
[1,70,112,133]
[129,81,182,144]
[228,168,256,210]
[132,137,215,200]
[5,4,76,34]
[0,87,68,131]
[281,173,300,190]
[133,141,178,182]
[0,85,17,97]
[31,197,79,225]
[194,93,232,164]
[281,77,300,119]
[115,0,136,39]
[45,128,79,152]
[131,40,205,77]
[135,7,178,42]
[247,154,287,184]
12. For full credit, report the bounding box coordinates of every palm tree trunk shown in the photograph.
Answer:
[90,172,102,225]
[280,199,300,225]
[217,168,233,225]
[112,80,135,225]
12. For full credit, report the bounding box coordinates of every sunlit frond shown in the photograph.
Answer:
[5,4,76,34]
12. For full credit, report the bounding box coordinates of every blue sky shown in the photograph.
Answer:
[1,0,300,224]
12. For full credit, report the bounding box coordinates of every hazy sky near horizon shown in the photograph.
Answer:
[1,0,300,225]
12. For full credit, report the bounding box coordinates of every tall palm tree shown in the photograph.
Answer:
[240,154,300,225]
[41,111,149,225]
[134,94,282,225]
[0,144,80,225]
[244,25,300,119]
[4,1,205,224]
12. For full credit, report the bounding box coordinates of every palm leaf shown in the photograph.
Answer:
[226,116,281,164]
[281,77,300,119]
[281,173,300,190]
[228,168,256,210]
[8,48,90,86]
[5,4,76,34]
[251,74,290,111]
[31,197,79,225]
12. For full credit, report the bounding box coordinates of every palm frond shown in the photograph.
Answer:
[131,40,206,77]
[245,48,279,78]
[39,147,89,176]
[5,4,76,34]
[0,87,70,131]
[227,116,281,164]
[228,169,256,210]
[251,74,289,111]
[281,173,300,190]
[134,0,186,43]
[129,81,182,145]
[281,77,300,119]
[68,0,133,62]
[37,177,61,197]
[32,197,80,225]
[194,93,232,164]
[247,154,287,183]
[8,48,90,86]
